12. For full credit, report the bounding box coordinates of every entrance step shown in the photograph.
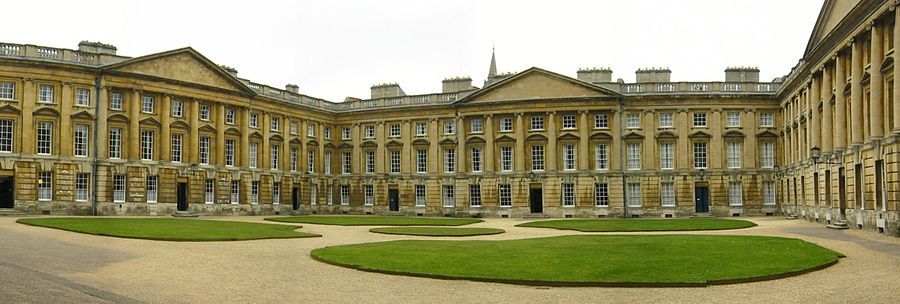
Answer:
[785,214,799,220]
[691,213,714,218]
[827,220,849,230]
[0,209,27,217]
[523,213,551,219]
[386,211,403,216]
[172,211,199,218]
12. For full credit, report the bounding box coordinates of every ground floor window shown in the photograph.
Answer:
[729,182,743,206]
[626,183,641,207]
[763,181,776,205]
[230,180,240,204]
[37,171,53,201]
[562,183,575,207]
[595,183,609,207]
[309,184,316,205]
[112,174,125,203]
[205,179,215,204]
[75,173,89,202]
[660,182,675,207]
[251,181,259,204]
[327,186,333,206]
[273,182,281,205]
[499,184,512,207]
[364,185,374,205]
[146,176,158,203]
[415,185,426,206]
[340,185,350,205]
[469,184,482,207]
[442,185,455,207]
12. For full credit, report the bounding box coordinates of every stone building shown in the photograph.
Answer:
[0,0,896,236]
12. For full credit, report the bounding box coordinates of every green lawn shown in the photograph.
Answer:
[265,215,482,226]
[369,227,505,237]
[516,218,756,232]
[17,218,320,241]
[311,235,842,286]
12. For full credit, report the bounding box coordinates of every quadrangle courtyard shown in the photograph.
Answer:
[0,216,897,304]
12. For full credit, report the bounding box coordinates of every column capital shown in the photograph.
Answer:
[578,110,589,115]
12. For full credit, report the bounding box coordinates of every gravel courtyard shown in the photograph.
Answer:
[0,216,897,304]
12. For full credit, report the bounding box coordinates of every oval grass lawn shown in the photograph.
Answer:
[17,218,320,241]
[265,215,482,226]
[369,227,504,237]
[516,218,756,232]
[311,235,842,286]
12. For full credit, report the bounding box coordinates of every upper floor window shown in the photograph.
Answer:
[658,113,674,128]
[563,144,576,170]
[561,115,576,129]
[659,143,674,170]
[37,121,52,155]
[443,120,455,134]
[727,141,742,169]
[594,113,609,129]
[290,121,298,134]
[693,142,707,169]
[225,109,235,124]
[364,125,375,138]
[141,130,154,160]
[692,112,707,127]
[75,88,90,106]
[726,112,741,127]
[500,146,513,171]
[415,122,428,136]
[270,117,280,131]
[470,118,483,133]
[141,95,155,113]
[499,117,513,132]
[626,113,640,129]
[594,144,608,170]
[324,127,332,139]
[74,124,89,157]
[249,113,259,128]
[171,100,183,117]
[443,148,455,173]
[110,92,123,110]
[0,119,13,153]
[531,145,544,171]
[760,142,775,168]
[626,143,641,170]
[308,123,316,137]
[0,82,15,100]
[342,127,351,139]
[530,115,544,130]
[39,85,54,103]
[759,112,774,127]
[389,123,401,137]
[199,105,210,121]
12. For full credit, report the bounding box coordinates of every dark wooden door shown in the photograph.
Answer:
[388,189,400,211]
[292,187,300,211]
[529,188,543,213]
[838,168,846,216]
[0,176,14,208]
[177,182,188,211]
[695,186,709,213]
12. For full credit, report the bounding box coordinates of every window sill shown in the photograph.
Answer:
[595,205,609,208]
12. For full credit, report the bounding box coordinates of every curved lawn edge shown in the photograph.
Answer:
[16,218,321,242]
[264,215,483,226]
[515,218,758,232]
[369,227,505,237]
[311,252,841,287]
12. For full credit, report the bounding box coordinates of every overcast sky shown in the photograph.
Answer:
[5,0,823,102]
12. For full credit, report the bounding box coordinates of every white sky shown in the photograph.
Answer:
[4,0,823,102]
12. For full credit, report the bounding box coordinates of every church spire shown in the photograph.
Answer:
[488,46,497,77]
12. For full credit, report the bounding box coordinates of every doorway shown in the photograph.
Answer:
[838,168,846,216]
[176,182,188,211]
[529,185,543,213]
[695,186,709,213]
[291,187,300,211]
[0,176,13,208]
[388,188,400,212]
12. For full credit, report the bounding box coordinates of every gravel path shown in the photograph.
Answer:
[1,216,897,303]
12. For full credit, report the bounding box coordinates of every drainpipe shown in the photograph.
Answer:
[91,75,101,216]
[619,102,628,219]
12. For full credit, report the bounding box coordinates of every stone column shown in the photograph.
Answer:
[429,119,439,173]
[261,112,270,169]
[834,53,848,150]
[514,113,525,171]
[215,103,226,165]
[376,121,385,173]
[96,85,109,158]
[240,106,250,167]
[401,120,411,173]
[484,115,495,172]
[59,83,73,156]
[283,117,290,172]
[189,99,200,163]
[351,123,361,173]
[546,112,557,171]
[130,90,142,160]
[894,7,900,134]
[578,110,590,170]
[821,65,833,153]
[160,95,171,161]
[849,38,864,146]
[870,22,885,139]
[811,79,821,150]
[456,116,466,173]
[20,79,35,154]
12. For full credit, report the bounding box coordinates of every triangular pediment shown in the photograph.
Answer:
[103,48,254,94]
[458,67,620,104]
[804,0,861,57]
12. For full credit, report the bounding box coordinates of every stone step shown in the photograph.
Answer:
[827,221,849,230]
[171,211,199,218]
[691,213,715,218]
[0,209,27,217]
[523,213,551,219]
[785,214,799,220]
